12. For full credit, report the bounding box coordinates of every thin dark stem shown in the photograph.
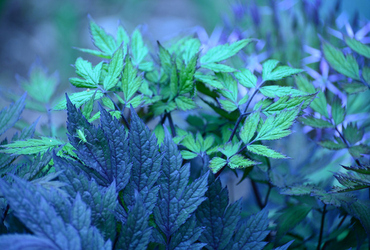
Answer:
[336,214,347,230]
[263,184,272,208]
[167,112,176,137]
[251,180,263,209]
[317,204,327,250]
[105,93,130,129]
[160,113,168,125]
[227,88,260,143]
[2,204,9,224]
[335,127,363,167]
[113,231,120,250]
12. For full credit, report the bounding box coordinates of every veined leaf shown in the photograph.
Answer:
[318,140,347,150]
[263,94,315,114]
[342,82,368,94]
[201,63,236,72]
[363,66,370,84]
[235,68,257,88]
[322,41,360,80]
[220,142,242,158]
[295,75,329,118]
[182,38,201,64]
[75,47,111,59]
[89,18,116,55]
[169,215,206,249]
[158,42,172,75]
[116,26,130,48]
[343,122,363,145]
[154,130,208,241]
[240,111,260,144]
[349,144,370,158]
[103,46,124,90]
[0,235,58,250]
[331,97,345,125]
[344,36,370,59]
[298,116,334,128]
[209,157,227,173]
[0,137,64,155]
[218,99,238,112]
[121,56,142,102]
[231,209,269,250]
[262,60,303,81]
[175,96,197,111]
[131,28,148,66]
[196,175,240,249]
[247,144,287,159]
[194,73,224,89]
[200,39,251,64]
[276,205,311,240]
[228,154,257,169]
[54,90,104,110]
[181,150,198,160]
[179,52,198,95]
[259,86,306,98]
[256,107,300,141]
[0,93,26,136]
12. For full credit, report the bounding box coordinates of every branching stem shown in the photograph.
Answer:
[317,204,327,250]
[105,93,130,129]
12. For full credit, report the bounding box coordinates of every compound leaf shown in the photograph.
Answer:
[0,93,26,136]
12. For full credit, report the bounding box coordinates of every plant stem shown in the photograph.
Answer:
[167,112,176,137]
[2,204,9,224]
[105,93,130,129]
[263,184,272,208]
[251,180,263,209]
[336,214,347,229]
[317,204,327,250]
[46,104,53,137]
[335,127,363,167]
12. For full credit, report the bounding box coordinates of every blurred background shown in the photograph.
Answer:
[1,0,369,96]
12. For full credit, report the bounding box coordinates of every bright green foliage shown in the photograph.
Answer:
[180,132,215,160]
[121,56,142,104]
[89,18,117,56]
[0,137,64,155]
[131,28,149,67]
[343,123,363,145]
[54,90,104,110]
[200,39,251,64]
[259,86,306,98]
[74,58,102,86]
[262,60,303,82]
[209,157,227,173]
[322,41,360,80]
[295,75,329,118]
[247,144,287,159]
[235,68,257,88]
[103,46,124,90]
[342,82,368,94]
[240,111,260,144]
[331,97,345,125]
[344,36,370,59]
[298,116,334,128]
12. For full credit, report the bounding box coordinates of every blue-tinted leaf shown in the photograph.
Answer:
[275,205,311,240]
[170,215,206,250]
[89,18,116,55]
[131,29,148,66]
[231,209,269,250]
[154,129,208,242]
[196,175,240,249]
[0,234,58,250]
[117,194,152,250]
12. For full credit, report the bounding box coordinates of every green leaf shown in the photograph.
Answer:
[20,65,58,104]
[103,46,124,90]
[181,150,198,160]
[0,93,26,136]
[0,137,64,155]
[228,154,257,169]
[82,90,97,119]
[349,144,370,158]
[218,99,238,112]
[69,78,97,88]
[220,142,241,158]
[75,47,111,59]
[116,26,130,54]
[182,38,201,64]
[175,96,197,111]
[259,86,306,98]
[256,107,300,141]
[344,36,370,59]
[331,97,345,125]
[298,116,334,128]
[342,82,368,94]
[322,41,360,80]
[131,28,148,66]
[363,66,370,84]
[240,111,260,144]
[158,42,172,75]
[153,124,165,145]
[280,184,317,196]
[235,68,257,88]
[263,94,316,114]
[295,75,329,118]
[238,94,249,106]
[54,90,104,110]
[346,200,370,237]
[262,60,303,81]
[247,144,287,159]
[151,101,177,116]
[74,58,103,86]
[201,63,236,72]
[276,205,311,240]
[194,73,224,89]
[209,157,227,173]
[181,134,201,154]
[126,95,143,108]
[179,53,198,95]
[121,56,142,102]
[200,39,251,64]
[343,123,363,145]
[318,140,347,150]
[217,73,238,102]
[89,18,116,55]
